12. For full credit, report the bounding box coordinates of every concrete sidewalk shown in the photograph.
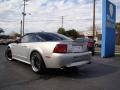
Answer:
[92,53,120,68]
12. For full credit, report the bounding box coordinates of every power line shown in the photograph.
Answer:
[0,18,96,22]
[0,20,19,22]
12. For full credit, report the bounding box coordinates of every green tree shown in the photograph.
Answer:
[57,27,66,35]
[10,31,21,38]
[65,29,79,39]
[14,32,21,37]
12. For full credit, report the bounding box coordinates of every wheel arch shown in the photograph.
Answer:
[29,50,46,67]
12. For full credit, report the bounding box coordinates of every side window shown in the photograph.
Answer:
[21,35,30,43]
[29,35,43,42]
[21,34,43,43]
[29,35,38,42]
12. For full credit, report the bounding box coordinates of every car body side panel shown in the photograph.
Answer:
[8,41,91,68]
[9,43,30,61]
[26,42,60,66]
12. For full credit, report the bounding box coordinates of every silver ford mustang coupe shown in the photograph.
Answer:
[5,32,91,73]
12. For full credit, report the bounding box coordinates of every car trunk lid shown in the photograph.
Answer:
[58,40,88,53]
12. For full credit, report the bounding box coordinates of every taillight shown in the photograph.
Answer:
[53,44,67,53]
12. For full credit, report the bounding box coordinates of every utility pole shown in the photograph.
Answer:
[22,0,26,36]
[20,20,22,36]
[93,0,96,40]
[61,16,64,28]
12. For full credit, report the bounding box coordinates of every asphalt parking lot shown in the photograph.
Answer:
[0,45,120,90]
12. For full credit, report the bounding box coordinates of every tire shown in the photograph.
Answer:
[30,52,46,73]
[5,47,12,61]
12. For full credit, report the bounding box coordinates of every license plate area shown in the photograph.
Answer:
[72,45,83,52]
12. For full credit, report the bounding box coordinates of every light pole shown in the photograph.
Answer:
[22,0,26,36]
[61,16,64,28]
[20,20,22,36]
[93,0,96,40]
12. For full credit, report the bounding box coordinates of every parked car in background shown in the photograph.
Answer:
[0,39,7,45]
[0,39,15,45]
[0,39,4,45]
[76,37,95,55]
[2,39,9,45]
[5,32,91,73]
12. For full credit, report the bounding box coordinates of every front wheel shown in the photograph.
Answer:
[30,52,46,73]
[5,47,12,61]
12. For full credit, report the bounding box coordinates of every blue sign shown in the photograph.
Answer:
[101,0,116,58]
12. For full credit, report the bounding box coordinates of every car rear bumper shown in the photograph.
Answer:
[45,51,92,68]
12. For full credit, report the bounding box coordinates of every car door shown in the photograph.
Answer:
[13,35,31,61]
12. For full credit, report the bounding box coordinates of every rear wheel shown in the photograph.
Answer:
[5,47,12,61]
[30,52,46,73]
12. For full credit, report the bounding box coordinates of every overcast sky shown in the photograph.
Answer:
[0,0,120,34]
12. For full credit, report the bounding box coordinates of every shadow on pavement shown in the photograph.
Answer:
[12,59,119,80]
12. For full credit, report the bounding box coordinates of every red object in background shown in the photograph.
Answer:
[87,42,94,47]
[87,38,95,55]
[87,38,94,48]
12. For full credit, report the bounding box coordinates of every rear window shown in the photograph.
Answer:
[36,33,72,41]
